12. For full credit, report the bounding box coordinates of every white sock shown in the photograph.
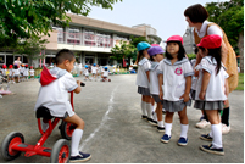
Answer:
[211,124,223,148]
[165,123,172,137]
[151,105,155,112]
[43,122,49,132]
[145,103,152,118]
[71,129,84,156]
[141,100,144,115]
[143,101,147,116]
[158,121,164,128]
[180,124,189,139]
[154,112,157,122]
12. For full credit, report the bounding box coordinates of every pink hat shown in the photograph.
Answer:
[167,35,184,45]
[197,34,222,49]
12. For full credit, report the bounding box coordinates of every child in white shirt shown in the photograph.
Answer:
[196,34,228,155]
[136,41,151,120]
[158,35,193,145]
[34,49,91,162]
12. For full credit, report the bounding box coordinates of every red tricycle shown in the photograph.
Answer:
[1,91,77,163]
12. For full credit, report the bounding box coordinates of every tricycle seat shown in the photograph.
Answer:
[36,106,54,119]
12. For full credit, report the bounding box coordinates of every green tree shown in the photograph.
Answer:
[111,36,150,67]
[0,0,122,59]
[205,0,244,55]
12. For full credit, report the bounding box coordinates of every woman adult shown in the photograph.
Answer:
[184,4,238,134]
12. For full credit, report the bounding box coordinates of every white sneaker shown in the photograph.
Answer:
[222,124,230,134]
[196,120,208,129]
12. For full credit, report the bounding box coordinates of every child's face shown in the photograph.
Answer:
[155,54,163,62]
[144,49,150,59]
[65,58,75,72]
[167,43,179,56]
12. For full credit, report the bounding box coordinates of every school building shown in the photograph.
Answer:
[0,13,160,68]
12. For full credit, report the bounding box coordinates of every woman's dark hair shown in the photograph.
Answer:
[56,49,74,65]
[137,50,144,65]
[194,47,198,55]
[184,4,208,23]
[165,41,185,61]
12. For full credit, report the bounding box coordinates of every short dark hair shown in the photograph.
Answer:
[184,4,208,23]
[56,49,74,65]
[165,41,185,61]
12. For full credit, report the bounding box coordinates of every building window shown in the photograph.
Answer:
[84,29,96,46]
[68,28,80,45]
[0,55,5,63]
[56,28,63,43]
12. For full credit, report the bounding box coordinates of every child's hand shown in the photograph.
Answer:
[179,93,189,102]
[77,80,80,84]
[194,70,199,77]
[199,91,205,100]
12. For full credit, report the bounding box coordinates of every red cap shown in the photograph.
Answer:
[17,66,20,68]
[9,65,13,68]
[26,65,28,67]
[167,35,183,45]
[2,65,6,68]
[197,34,222,49]
[30,66,33,68]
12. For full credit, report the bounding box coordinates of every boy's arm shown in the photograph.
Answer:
[73,80,81,94]
[146,71,150,83]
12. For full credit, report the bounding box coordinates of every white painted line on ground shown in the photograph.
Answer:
[79,84,119,151]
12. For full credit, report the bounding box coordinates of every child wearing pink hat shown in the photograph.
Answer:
[158,35,193,146]
[196,34,228,155]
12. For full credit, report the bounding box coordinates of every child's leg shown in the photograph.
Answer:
[178,106,189,140]
[165,112,174,137]
[222,100,230,127]
[206,110,223,148]
[156,102,164,127]
[145,95,152,119]
[141,95,146,117]
[63,114,85,157]
[150,97,156,120]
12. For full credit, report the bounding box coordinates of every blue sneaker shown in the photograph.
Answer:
[69,152,91,162]
[200,144,224,156]
[161,134,171,143]
[177,137,188,146]
[200,133,213,141]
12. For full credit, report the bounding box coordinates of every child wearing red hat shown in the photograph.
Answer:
[8,65,13,83]
[1,65,7,83]
[29,66,34,80]
[195,34,228,155]
[158,35,193,145]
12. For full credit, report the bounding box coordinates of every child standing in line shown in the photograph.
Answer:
[1,65,7,83]
[148,45,165,132]
[158,35,193,146]
[136,41,152,120]
[195,35,227,155]
[92,63,96,78]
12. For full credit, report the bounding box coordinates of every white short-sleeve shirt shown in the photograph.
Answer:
[195,56,227,101]
[136,58,151,88]
[34,72,78,117]
[195,21,223,39]
[158,58,194,101]
[150,62,160,95]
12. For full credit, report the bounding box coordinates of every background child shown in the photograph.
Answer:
[158,35,193,146]
[196,34,227,155]
[29,66,34,80]
[34,49,91,162]
[84,65,89,80]
[23,65,29,82]
[136,41,151,121]
[1,65,7,83]
[148,45,165,132]
[8,65,13,83]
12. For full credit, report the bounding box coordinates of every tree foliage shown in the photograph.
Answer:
[0,0,122,52]
[111,36,150,66]
[205,0,244,55]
